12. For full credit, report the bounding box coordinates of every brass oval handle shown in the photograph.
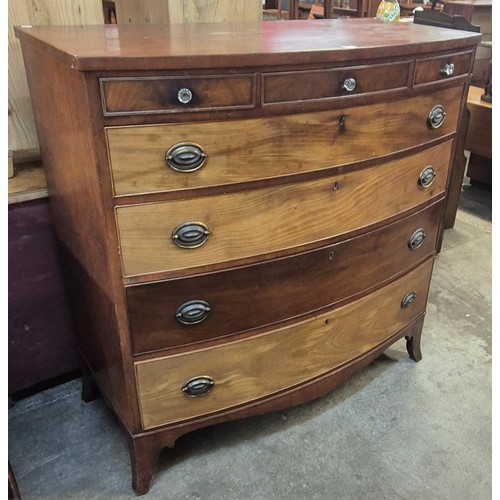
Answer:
[401,292,416,309]
[419,167,436,188]
[342,77,356,93]
[428,104,446,129]
[408,228,426,250]
[177,87,193,104]
[182,376,215,398]
[176,300,211,325]
[440,63,455,77]
[166,143,207,173]
[172,222,210,249]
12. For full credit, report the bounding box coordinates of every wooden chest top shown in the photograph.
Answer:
[15,19,481,71]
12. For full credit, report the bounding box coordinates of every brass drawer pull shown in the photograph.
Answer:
[440,63,455,77]
[177,87,193,104]
[166,142,207,172]
[401,291,416,309]
[342,77,356,93]
[172,222,210,249]
[428,104,446,129]
[418,167,436,188]
[176,300,212,325]
[408,228,426,250]
[182,376,215,398]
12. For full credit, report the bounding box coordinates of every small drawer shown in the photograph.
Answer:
[107,86,462,196]
[115,141,452,278]
[100,74,256,116]
[413,51,474,86]
[127,200,443,354]
[135,258,434,429]
[262,61,411,104]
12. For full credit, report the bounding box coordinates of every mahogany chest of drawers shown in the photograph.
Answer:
[16,19,480,494]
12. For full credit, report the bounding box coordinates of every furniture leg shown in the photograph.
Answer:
[81,365,100,403]
[126,434,163,496]
[442,107,470,231]
[8,462,21,500]
[405,315,424,362]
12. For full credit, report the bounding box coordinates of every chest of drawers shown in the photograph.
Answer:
[16,20,480,495]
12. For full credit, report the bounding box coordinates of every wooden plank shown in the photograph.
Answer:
[466,84,492,110]
[114,0,169,23]
[8,161,48,204]
[115,0,262,24]
[8,151,14,179]
[8,0,38,157]
[8,0,104,177]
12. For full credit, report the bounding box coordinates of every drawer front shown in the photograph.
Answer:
[128,200,443,354]
[135,258,434,429]
[116,141,452,277]
[262,61,410,104]
[100,74,256,116]
[413,51,474,86]
[107,86,462,196]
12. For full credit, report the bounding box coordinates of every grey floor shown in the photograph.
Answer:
[8,181,492,500]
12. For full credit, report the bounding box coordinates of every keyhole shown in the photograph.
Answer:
[339,114,346,132]
[333,182,339,191]
[328,251,334,260]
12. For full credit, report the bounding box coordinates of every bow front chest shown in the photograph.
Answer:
[16,19,480,494]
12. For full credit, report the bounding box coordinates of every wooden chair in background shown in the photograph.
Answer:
[263,0,289,19]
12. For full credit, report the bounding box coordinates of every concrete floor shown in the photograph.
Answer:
[8,182,492,500]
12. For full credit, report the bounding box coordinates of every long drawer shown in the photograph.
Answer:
[135,258,434,429]
[106,86,462,196]
[127,200,443,354]
[116,141,452,278]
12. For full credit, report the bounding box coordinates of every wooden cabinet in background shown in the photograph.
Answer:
[16,20,479,495]
[8,198,79,395]
[442,0,492,86]
[464,85,492,185]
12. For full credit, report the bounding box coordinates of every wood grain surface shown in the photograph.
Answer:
[114,0,262,24]
[413,50,474,86]
[116,141,452,277]
[14,21,481,71]
[101,73,256,116]
[127,200,443,354]
[107,87,461,196]
[14,20,480,495]
[135,258,434,429]
[8,0,104,160]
